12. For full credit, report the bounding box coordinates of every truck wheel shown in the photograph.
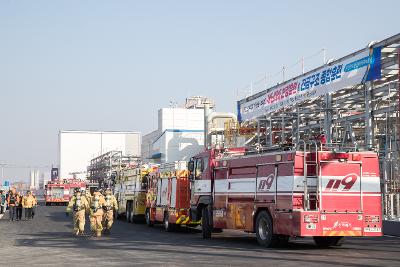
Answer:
[202,207,212,239]
[313,236,343,247]
[145,209,154,227]
[164,213,174,232]
[255,211,278,247]
[126,203,131,223]
[129,210,134,223]
[333,237,345,246]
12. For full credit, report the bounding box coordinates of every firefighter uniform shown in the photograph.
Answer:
[80,189,90,204]
[7,188,18,221]
[102,189,118,234]
[16,193,23,220]
[89,191,106,237]
[85,190,92,200]
[0,190,6,214]
[66,190,89,236]
[22,191,36,220]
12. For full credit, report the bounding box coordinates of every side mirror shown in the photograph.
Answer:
[188,160,195,181]
[188,161,195,172]
[189,173,194,181]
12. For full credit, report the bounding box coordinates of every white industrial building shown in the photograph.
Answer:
[30,170,40,190]
[142,97,214,163]
[59,131,141,180]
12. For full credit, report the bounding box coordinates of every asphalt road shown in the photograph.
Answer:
[0,205,399,267]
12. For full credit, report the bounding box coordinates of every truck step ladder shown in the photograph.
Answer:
[297,140,319,211]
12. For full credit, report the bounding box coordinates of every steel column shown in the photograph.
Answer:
[324,93,333,143]
[365,82,374,149]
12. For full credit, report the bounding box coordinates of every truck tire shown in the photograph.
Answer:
[126,203,131,223]
[145,209,154,227]
[333,237,345,246]
[202,207,212,239]
[314,236,344,247]
[164,213,175,232]
[129,211,134,223]
[255,211,278,247]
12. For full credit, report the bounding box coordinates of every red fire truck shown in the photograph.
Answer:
[188,142,382,247]
[45,179,87,206]
[145,161,200,231]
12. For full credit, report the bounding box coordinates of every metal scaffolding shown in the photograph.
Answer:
[236,33,400,221]
[87,150,141,188]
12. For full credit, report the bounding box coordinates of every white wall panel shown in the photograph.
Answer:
[59,131,141,180]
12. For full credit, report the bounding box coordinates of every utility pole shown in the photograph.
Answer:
[282,66,286,82]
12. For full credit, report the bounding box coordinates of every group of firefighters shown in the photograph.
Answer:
[66,187,118,237]
[0,188,37,221]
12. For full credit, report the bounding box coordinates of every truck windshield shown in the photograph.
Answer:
[50,187,63,199]
[195,157,209,179]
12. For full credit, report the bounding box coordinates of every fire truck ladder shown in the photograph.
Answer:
[297,140,319,211]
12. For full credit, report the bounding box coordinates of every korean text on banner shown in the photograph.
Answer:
[238,47,382,122]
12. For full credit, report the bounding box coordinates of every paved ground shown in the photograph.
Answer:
[0,205,399,267]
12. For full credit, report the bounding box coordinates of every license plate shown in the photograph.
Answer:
[364,227,381,232]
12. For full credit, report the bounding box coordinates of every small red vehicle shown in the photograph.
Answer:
[45,179,86,206]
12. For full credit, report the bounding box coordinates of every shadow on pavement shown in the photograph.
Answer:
[12,224,400,267]
[8,206,400,266]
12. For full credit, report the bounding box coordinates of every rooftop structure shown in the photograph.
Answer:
[142,97,214,164]
[237,33,400,221]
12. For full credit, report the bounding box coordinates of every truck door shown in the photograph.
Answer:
[156,179,162,206]
[193,157,211,196]
[276,162,294,211]
[319,162,362,213]
[256,164,277,205]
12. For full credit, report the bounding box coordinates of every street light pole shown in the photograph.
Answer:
[0,164,4,186]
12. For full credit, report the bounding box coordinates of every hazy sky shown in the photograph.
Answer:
[1,0,399,183]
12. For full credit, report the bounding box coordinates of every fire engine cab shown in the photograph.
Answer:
[188,142,382,247]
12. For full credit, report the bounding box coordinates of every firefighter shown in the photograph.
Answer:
[89,188,106,237]
[66,188,89,236]
[22,191,36,220]
[85,188,92,202]
[0,190,6,214]
[82,188,91,221]
[80,189,89,203]
[102,188,118,234]
[7,188,18,221]
[16,192,23,221]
